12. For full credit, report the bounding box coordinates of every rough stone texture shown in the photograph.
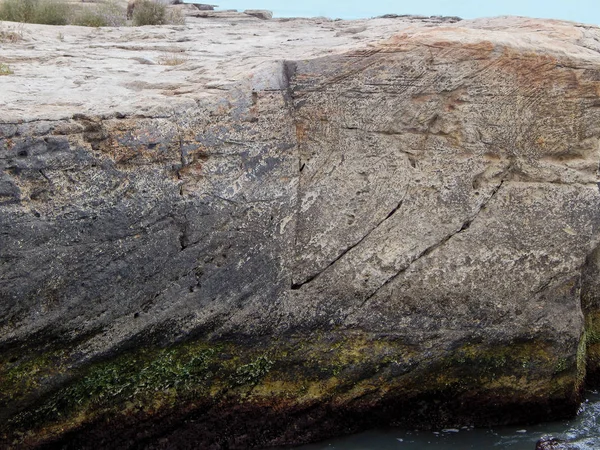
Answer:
[244,10,273,20]
[1,13,600,450]
[536,436,578,449]
[193,3,216,10]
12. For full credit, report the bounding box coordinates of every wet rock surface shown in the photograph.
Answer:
[536,437,579,449]
[1,13,600,450]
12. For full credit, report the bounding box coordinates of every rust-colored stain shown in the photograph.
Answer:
[178,161,203,178]
[296,121,308,142]
[83,120,181,167]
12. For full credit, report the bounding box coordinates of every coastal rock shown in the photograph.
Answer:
[244,9,273,20]
[1,13,600,450]
[535,436,578,449]
[192,3,216,10]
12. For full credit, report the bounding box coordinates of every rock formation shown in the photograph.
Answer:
[243,10,273,20]
[536,437,578,449]
[1,13,600,449]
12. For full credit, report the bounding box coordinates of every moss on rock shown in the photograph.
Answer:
[0,331,583,449]
[584,310,600,386]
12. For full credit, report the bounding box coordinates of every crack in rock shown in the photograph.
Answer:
[352,179,505,314]
[291,193,408,290]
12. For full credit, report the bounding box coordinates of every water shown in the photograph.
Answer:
[294,392,600,449]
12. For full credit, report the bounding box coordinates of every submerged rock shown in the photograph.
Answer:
[1,13,600,450]
[536,436,578,449]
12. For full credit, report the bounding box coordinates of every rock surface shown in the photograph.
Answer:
[536,436,578,449]
[243,9,273,20]
[1,12,600,450]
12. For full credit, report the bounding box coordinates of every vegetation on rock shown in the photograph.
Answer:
[0,62,12,74]
[1,332,583,448]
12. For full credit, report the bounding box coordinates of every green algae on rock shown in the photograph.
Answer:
[1,333,585,448]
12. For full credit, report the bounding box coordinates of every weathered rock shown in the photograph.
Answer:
[192,3,216,10]
[536,436,578,449]
[1,14,600,450]
[379,13,462,23]
[244,9,273,20]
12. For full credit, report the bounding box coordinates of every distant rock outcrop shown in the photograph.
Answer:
[244,9,273,20]
[1,14,600,450]
[191,2,216,10]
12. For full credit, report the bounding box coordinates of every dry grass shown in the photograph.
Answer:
[0,22,24,42]
[0,0,183,27]
[0,0,69,25]
[132,0,165,26]
[71,0,127,27]
[165,7,185,26]
[0,63,13,75]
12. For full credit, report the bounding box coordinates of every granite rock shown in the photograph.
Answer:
[1,14,600,450]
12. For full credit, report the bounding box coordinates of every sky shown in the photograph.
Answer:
[207,0,600,25]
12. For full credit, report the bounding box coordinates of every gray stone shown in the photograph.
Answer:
[244,9,273,20]
[192,3,216,10]
[535,436,578,450]
[1,14,600,450]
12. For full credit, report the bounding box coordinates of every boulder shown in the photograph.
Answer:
[1,14,600,450]
[244,9,273,20]
[192,3,216,10]
[535,436,578,450]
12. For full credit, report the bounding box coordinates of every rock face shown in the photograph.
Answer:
[244,9,273,20]
[1,14,600,449]
[536,436,578,450]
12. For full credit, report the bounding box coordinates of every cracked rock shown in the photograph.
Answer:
[1,13,600,450]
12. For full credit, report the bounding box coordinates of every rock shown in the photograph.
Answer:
[1,14,600,450]
[379,14,462,23]
[335,25,367,36]
[244,9,273,20]
[535,436,578,449]
[191,2,216,10]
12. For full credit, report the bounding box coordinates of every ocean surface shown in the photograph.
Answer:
[292,391,600,450]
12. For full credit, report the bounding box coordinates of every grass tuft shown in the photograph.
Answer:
[0,62,13,75]
[0,21,23,42]
[132,0,166,26]
[32,0,69,25]
[0,0,67,25]
[71,0,126,27]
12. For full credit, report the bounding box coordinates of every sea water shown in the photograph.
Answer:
[294,392,600,449]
